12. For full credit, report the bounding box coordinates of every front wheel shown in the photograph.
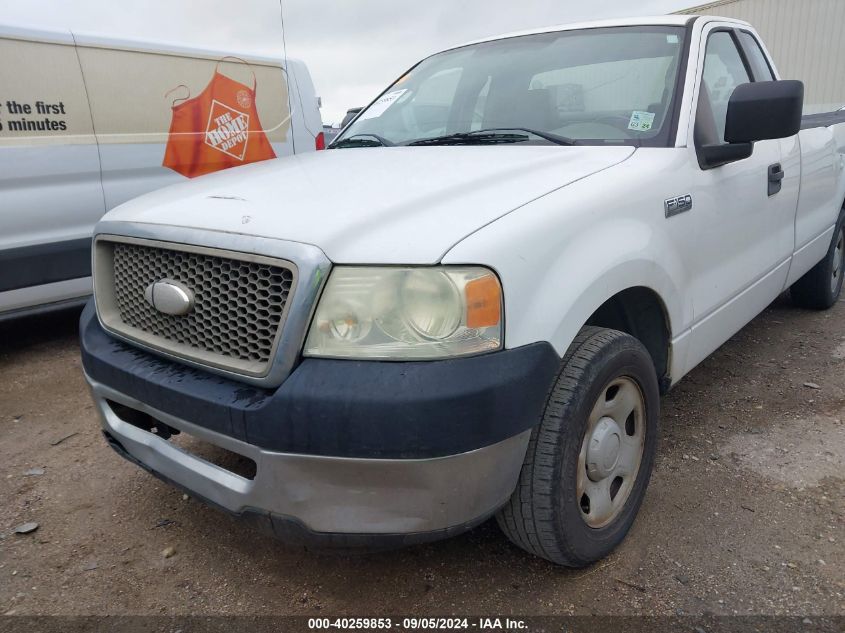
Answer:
[496,326,660,567]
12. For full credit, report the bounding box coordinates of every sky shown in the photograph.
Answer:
[1,0,698,125]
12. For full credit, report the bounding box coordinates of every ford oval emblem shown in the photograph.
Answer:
[144,279,195,316]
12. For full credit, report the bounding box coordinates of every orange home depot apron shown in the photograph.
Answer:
[163,58,277,178]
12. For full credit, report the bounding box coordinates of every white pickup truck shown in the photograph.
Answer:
[80,15,845,566]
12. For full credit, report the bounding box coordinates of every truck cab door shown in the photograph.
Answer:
[683,26,800,372]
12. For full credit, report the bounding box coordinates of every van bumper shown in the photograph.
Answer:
[80,301,560,541]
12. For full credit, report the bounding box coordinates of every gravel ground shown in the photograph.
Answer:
[0,295,843,616]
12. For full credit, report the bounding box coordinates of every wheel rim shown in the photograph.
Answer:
[577,376,646,529]
[832,227,844,295]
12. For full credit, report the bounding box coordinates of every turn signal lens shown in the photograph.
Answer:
[465,274,502,329]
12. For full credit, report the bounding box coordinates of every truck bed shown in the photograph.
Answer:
[801,110,845,129]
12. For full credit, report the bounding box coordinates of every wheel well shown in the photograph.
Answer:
[584,287,671,391]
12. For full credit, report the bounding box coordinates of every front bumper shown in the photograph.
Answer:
[91,373,530,541]
[80,301,560,540]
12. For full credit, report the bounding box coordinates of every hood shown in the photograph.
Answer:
[104,145,635,263]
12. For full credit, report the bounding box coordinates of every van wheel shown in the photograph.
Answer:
[496,326,659,567]
[791,208,845,310]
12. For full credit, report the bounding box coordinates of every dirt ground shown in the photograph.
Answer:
[0,295,843,617]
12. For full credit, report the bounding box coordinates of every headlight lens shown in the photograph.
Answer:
[400,269,462,339]
[304,266,503,359]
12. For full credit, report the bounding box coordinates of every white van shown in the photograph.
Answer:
[0,23,323,320]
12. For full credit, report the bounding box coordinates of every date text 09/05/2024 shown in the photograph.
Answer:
[307,618,528,630]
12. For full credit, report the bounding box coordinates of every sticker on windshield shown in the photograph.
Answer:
[358,89,408,121]
[628,110,656,132]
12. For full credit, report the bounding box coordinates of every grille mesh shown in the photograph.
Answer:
[112,242,294,366]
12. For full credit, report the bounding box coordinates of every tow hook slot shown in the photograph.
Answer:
[106,400,180,439]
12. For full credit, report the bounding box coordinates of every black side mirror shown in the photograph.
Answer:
[724,80,803,143]
[700,80,804,169]
[699,142,754,168]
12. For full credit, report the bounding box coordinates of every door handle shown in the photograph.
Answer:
[768,163,784,196]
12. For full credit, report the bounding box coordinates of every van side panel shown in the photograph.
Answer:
[74,44,294,210]
[287,59,323,152]
[0,34,104,303]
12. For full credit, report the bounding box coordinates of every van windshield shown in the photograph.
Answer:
[334,26,687,148]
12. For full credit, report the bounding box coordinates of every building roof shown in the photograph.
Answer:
[675,0,744,15]
[456,15,694,50]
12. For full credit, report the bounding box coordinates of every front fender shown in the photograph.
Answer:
[507,219,685,357]
[443,149,696,382]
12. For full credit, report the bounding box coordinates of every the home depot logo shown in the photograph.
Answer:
[205,99,250,160]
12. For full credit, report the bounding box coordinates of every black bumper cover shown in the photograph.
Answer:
[80,300,560,459]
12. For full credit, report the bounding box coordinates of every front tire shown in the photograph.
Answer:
[496,326,660,567]
[791,207,845,310]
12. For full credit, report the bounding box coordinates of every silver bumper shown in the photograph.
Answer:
[86,374,530,535]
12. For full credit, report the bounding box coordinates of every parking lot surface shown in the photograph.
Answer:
[1,296,843,616]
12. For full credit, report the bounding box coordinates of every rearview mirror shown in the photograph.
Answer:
[725,80,804,143]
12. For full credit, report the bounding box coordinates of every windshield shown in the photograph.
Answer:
[334,26,687,148]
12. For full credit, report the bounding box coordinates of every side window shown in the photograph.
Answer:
[700,31,751,143]
[371,66,463,138]
[530,56,675,114]
[738,32,775,81]
[470,76,491,130]
[414,67,463,108]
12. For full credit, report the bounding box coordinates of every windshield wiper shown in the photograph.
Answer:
[408,132,528,146]
[407,128,578,147]
[331,133,396,149]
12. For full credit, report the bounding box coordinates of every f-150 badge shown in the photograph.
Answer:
[665,194,693,218]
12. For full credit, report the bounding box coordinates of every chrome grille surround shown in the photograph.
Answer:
[93,222,332,388]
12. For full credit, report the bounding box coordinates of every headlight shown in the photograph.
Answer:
[304,266,503,359]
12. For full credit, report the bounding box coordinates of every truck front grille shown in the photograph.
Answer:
[94,237,297,378]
